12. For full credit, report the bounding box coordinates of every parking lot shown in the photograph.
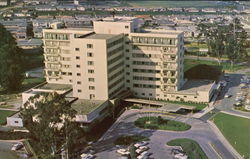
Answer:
[0,141,26,159]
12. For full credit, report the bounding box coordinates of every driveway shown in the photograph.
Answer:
[94,110,235,159]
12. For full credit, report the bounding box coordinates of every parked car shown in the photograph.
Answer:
[11,143,23,151]
[116,149,130,155]
[80,153,95,159]
[137,151,151,159]
[234,102,243,107]
[134,141,148,148]
[224,94,232,98]
[135,146,149,154]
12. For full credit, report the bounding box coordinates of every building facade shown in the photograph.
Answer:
[42,17,186,102]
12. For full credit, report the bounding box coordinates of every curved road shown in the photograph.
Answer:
[94,110,235,159]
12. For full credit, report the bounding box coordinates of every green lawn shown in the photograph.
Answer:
[246,71,250,75]
[0,110,17,125]
[167,138,208,159]
[134,116,191,131]
[164,100,207,112]
[184,59,248,72]
[211,113,250,158]
[128,1,223,8]
[114,135,149,146]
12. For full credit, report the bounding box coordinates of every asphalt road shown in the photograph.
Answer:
[94,111,235,159]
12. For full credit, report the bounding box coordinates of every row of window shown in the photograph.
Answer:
[108,46,124,56]
[107,37,124,49]
[45,33,69,40]
[109,84,125,98]
[132,61,160,66]
[108,54,124,65]
[133,76,160,81]
[133,84,160,89]
[132,37,176,45]
[108,77,124,90]
[108,69,124,81]
[108,61,124,73]
[132,53,161,59]
[133,69,160,74]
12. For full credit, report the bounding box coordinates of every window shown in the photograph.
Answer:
[75,48,80,51]
[88,69,94,73]
[77,89,82,92]
[14,121,19,123]
[69,80,72,83]
[126,57,130,60]
[76,65,80,68]
[125,25,129,29]
[89,86,95,90]
[68,72,72,76]
[87,52,93,57]
[126,49,129,52]
[62,72,66,75]
[126,72,130,75]
[90,94,95,99]
[77,81,81,84]
[88,78,95,82]
[142,93,145,96]
[76,56,80,59]
[87,44,93,48]
[88,61,94,65]
[77,73,81,76]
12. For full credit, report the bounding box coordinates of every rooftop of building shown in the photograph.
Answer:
[38,83,72,91]
[85,33,118,40]
[179,80,215,93]
[71,99,106,114]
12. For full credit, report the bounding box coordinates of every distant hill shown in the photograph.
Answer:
[184,64,221,81]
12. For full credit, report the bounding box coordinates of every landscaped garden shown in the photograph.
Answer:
[134,116,191,131]
[167,138,208,159]
[114,135,149,146]
[211,113,250,158]
[0,110,17,125]
[164,100,207,112]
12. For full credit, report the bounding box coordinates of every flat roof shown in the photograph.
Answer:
[179,80,215,93]
[71,99,105,114]
[85,33,118,40]
[39,83,72,91]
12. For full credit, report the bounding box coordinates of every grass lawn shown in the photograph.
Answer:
[164,100,207,112]
[0,110,17,125]
[211,113,250,158]
[128,1,222,8]
[246,71,250,75]
[114,135,149,146]
[134,116,191,131]
[184,59,248,72]
[167,138,208,159]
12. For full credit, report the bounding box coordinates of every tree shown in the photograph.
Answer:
[0,24,23,92]
[197,18,247,67]
[225,18,247,68]
[21,92,85,158]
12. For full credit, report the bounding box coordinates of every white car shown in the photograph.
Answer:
[135,146,149,154]
[224,94,231,98]
[11,143,23,151]
[80,153,94,159]
[116,149,130,155]
[137,151,151,159]
[134,141,149,148]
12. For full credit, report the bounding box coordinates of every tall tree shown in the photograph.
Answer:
[0,24,23,92]
[21,92,85,158]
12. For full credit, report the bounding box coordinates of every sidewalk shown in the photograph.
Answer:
[192,91,218,118]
